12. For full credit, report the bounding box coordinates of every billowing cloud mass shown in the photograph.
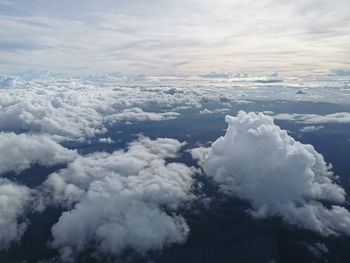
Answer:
[0,75,348,144]
[192,111,350,236]
[0,73,349,260]
[44,137,195,261]
[0,79,198,141]
[0,179,31,249]
[0,132,77,175]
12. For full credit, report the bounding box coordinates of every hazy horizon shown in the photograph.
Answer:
[1,0,350,75]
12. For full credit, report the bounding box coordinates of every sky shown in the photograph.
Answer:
[0,0,350,75]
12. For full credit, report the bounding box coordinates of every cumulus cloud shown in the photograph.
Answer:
[0,178,31,249]
[0,132,77,175]
[192,111,350,236]
[0,76,348,144]
[0,80,194,141]
[44,137,195,260]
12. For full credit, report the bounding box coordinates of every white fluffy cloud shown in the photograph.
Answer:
[0,132,77,175]
[0,75,349,258]
[0,76,348,144]
[192,111,350,236]
[0,80,188,141]
[44,137,195,260]
[0,178,31,249]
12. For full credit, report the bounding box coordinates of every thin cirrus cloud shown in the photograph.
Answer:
[0,0,349,75]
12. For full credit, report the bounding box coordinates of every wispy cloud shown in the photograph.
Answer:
[0,0,349,74]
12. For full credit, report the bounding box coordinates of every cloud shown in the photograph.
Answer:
[0,132,77,175]
[0,80,186,141]
[1,75,348,144]
[299,125,324,133]
[272,112,350,124]
[199,108,214,114]
[0,178,31,249]
[0,73,348,142]
[106,107,180,123]
[199,108,230,114]
[0,0,349,74]
[192,111,350,236]
[44,137,195,260]
[98,137,114,144]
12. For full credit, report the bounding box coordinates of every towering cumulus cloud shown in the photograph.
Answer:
[44,137,195,261]
[192,111,350,236]
[0,179,31,249]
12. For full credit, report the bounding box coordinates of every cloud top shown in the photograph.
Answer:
[192,111,350,236]
[45,137,195,260]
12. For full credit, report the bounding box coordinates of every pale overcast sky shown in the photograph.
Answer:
[0,0,349,75]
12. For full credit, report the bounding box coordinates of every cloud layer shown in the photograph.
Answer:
[192,111,350,235]
[44,137,195,261]
[0,79,189,141]
[0,0,349,74]
[0,75,349,260]
[0,75,348,144]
